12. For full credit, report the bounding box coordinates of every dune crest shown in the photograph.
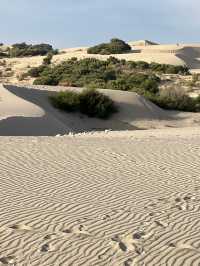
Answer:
[0,84,200,135]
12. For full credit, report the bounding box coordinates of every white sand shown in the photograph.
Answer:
[0,128,200,265]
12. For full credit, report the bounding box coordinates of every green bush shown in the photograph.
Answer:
[43,53,53,65]
[50,89,117,119]
[79,89,117,118]
[31,58,162,92]
[27,57,197,113]
[146,87,200,112]
[50,91,80,112]
[33,75,58,85]
[27,65,46,77]
[9,43,56,57]
[87,38,131,55]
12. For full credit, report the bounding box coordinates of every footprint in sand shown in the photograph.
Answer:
[111,235,127,252]
[62,229,72,234]
[44,233,57,240]
[0,255,16,265]
[167,242,199,252]
[124,258,133,266]
[173,195,196,211]
[9,224,33,232]
[76,225,90,235]
[41,243,55,253]
[62,224,91,238]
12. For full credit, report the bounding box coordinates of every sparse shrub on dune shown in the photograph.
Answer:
[27,65,46,78]
[34,75,58,86]
[26,56,197,112]
[43,53,53,65]
[79,89,117,118]
[147,87,200,112]
[30,57,162,91]
[8,43,57,58]
[50,91,80,112]
[50,89,117,119]
[87,38,131,55]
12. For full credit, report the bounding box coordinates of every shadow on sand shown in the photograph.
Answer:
[0,85,138,136]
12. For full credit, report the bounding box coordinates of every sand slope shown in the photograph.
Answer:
[0,128,200,265]
[1,84,200,136]
[0,84,44,120]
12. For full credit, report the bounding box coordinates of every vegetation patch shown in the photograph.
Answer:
[50,89,117,119]
[0,43,58,58]
[87,39,131,55]
[26,57,199,112]
[146,87,200,112]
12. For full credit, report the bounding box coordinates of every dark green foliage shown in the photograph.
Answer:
[30,57,188,94]
[27,65,46,77]
[135,61,150,70]
[27,56,198,112]
[145,88,200,112]
[9,43,56,57]
[87,39,131,55]
[79,89,117,118]
[43,53,53,65]
[31,57,161,91]
[33,75,58,86]
[50,91,80,112]
[149,62,189,75]
[49,89,117,119]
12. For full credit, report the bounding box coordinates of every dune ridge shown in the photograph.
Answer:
[0,84,200,136]
[0,128,200,265]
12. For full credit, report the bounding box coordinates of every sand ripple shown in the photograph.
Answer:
[0,129,200,265]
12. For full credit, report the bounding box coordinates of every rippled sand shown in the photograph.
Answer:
[0,128,200,265]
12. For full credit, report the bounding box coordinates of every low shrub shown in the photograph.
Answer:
[79,89,117,118]
[146,87,200,112]
[8,43,56,57]
[50,91,80,112]
[34,75,58,85]
[50,89,117,119]
[87,38,131,55]
[43,53,53,65]
[27,65,46,77]
[30,58,162,91]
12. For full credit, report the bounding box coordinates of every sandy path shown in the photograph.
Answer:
[0,128,200,265]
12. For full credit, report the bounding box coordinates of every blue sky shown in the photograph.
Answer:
[0,0,199,48]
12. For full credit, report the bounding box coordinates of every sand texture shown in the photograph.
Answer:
[0,129,200,265]
[0,83,200,265]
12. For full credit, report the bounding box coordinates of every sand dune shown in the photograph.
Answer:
[2,42,200,85]
[1,84,200,136]
[0,128,200,265]
[0,84,44,120]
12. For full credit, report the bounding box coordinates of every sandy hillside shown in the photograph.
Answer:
[1,41,200,85]
[0,128,200,265]
[1,84,200,135]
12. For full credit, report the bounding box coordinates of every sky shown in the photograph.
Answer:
[0,0,200,48]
